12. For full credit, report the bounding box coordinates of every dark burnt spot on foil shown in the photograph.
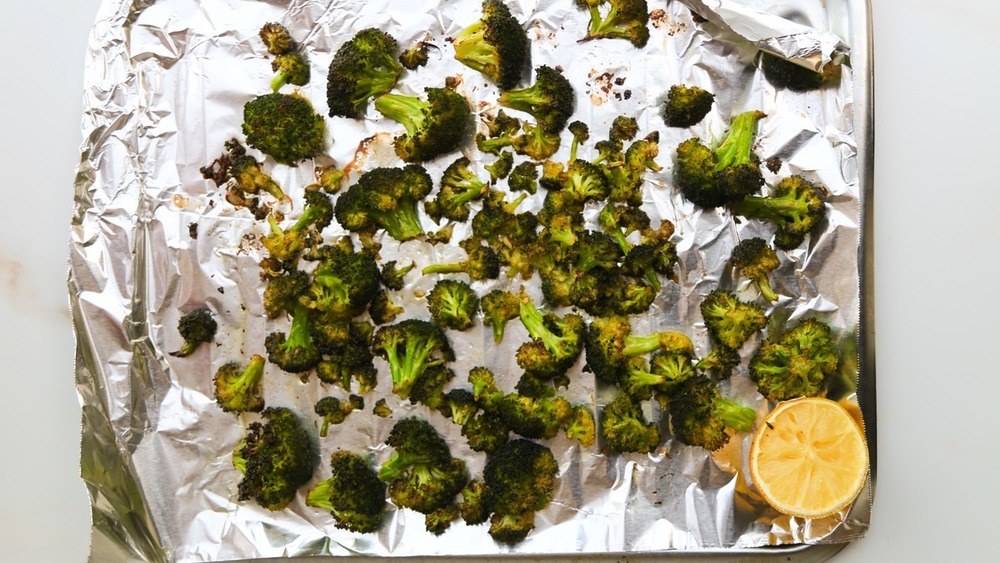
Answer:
[188,222,198,239]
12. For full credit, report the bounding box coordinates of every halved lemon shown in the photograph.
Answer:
[749,397,869,519]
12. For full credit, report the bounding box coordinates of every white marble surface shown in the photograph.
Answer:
[2,0,996,561]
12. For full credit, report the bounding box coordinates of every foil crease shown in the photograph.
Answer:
[70,0,871,561]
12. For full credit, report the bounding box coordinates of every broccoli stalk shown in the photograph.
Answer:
[213,355,267,413]
[421,244,501,280]
[372,319,455,400]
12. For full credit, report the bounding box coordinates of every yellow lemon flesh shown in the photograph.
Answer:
[749,397,869,519]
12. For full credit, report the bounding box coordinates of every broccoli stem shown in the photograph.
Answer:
[587,6,629,40]
[518,300,562,353]
[370,203,425,241]
[421,262,466,275]
[452,22,496,74]
[355,65,405,109]
[305,478,335,511]
[621,331,692,357]
[285,303,314,348]
[730,192,811,226]
[497,86,546,115]
[713,110,765,171]
[755,276,778,302]
[232,355,266,399]
[715,399,757,433]
[374,93,427,137]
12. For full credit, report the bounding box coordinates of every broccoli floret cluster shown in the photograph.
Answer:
[674,110,766,209]
[172,307,217,358]
[234,407,318,510]
[452,0,530,90]
[242,92,326,165]
[307,451,386,533]
[327,28,404,118]
[577,0,652,47]
[374,87,471,163]
[749,318,839,401]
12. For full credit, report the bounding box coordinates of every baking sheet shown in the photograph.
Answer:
[70,0,875,561]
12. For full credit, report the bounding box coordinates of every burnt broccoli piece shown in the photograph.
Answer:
[760,52,841,92]
[379,260,415,291]
[172,307,217,357]
[399,41,432,70]
[515,296,585,381]
[259,22,296,55]
[669,376,757,451]
[307,450,387,533]
[498,393,572,440]
[316,321,378,393]
[483,439,559,544]
[234,407,318,510]
[369,290,404,325]
[662,84,714,127]
[326,28,403,118]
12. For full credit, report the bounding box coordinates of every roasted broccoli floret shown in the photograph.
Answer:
[584,314,694,385]
[242,92,326,164]
[498,65,575,134]
[438,388,479,426]
[307,450,386,533]
[399,41,432,70]
[506,161,539,195]
[334,165,433,242]
[371,319,455,400]
[263,270,310,318]
[427,279,480,331]
[760,52,841,92]
[512,121,562,160]
[422,244,501,280]
[452,0,530,90]
[374,87,471,163]
[498,393,572,440]
[265,302,321,373]
[568,120,590,161]
[729,175,828,250]
[379,260,415,291]
[380,417,469,514]
[695,345,741,379]
[662,84,714,127]
[462,411,510,453]
[565,404,597,447]
[515,296,585,380]
[483,438,559,544]
[259,22,296,55]
[234,407,318,510]
[469,366,505,413]
[261,190,334,261]
[408,365,457,410]
[314,395,364,437]
[326,28,403,118]
[669,376,757,451]
[749,318,839,401]
[599,392,660,454]
[373,398,393,418]
[316,321,378,393]
[458,479,492,525]
[674,110,766,208]
[229,153,287,202]
[604,132,662,206]
[480,289,521,343]
[486,150,514,182]
[369,289,404,325]
[300,241,381,323]
[578,0,651,47]
[425,503,461,535]
[621,349,698,401]
[730,237,780,301]
[172,307,217,357]
[700,289,768,351]
[270,51,310,92]
[214,354,266,413]
[424,156,489,222]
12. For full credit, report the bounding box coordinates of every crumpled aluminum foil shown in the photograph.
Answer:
[70,0,872,561]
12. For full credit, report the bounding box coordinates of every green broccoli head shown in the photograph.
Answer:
[730,175,828,250]
[307,450,386,534]
[425,156,488,222]
[515,297,585,380]
[700,289,768,351]
[480,289,521,344]
[427,279,480,331]
[315,322,377,393]
[270,51,310,92]
[580,0,651,47]
[669,376,757,451]
[172,307,217,357]
[452,0,530,90]
[674,110,766,208]
[334,165,433,241]
[374,87,471,163]
[461,410,510,453]
[229,154,286,201]
[299,242,381,322]
[242,92,326,164]
[749,318,839,401]
[458,478,492,525]
[498,65,576,134]
[599,392,661,453]
[380,418,468,514]
[483,438,558,543]
[399,41,432,70]
[264,302,322,373]
[235,407,318,510]
[327,28,403,118]
[730,237,780,301]
[371,319,455,400]
[584,315,694,385]
[498,393,572,440]
[314,395,364,437]
[662,84,715,127]
[214,354,266,413]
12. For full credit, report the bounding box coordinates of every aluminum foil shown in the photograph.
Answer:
[70,0,872,561]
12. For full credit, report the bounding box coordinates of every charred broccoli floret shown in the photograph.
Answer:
[564,404,597,447]
[259,22,296,55]
[700,289,768,351]
[379,260,415,291]
[234,407,318,510]
[213,354,266,413]
[371,319,455,400]
[695,345,741,379]
[422,244,501,280]
[729,175,828,250]
[369,290,404,325]
[669,376,757,451]
[427,279,480,331]
[760,52,841,92]
[229,153,286,202]
[270,51,310,92]
[399,41,432,70]
[380,417,469,515]
[749,318,839,401]
[407,364,456,410]
[498,65,575,134]
[578,0,651,47]
[326,28,403,118]
[373,398,393,418]
[486,150,514,182]
[458,479,492,525]
[172,307,217,358]
[299,241,381,324]
[515,296,585,381]
[263,270,310,318]
[469,366,505,413]
[599,392,661,454]
[452,0,530,90]
[674,110,766,208]
[480,289,521,343]
[438,388,479,426]
[307,450,387,533]
[507,160,539,194]
[662,84,714,127]
[621,350,698,401]
[462,411,510,453]
[568,120,590,161]
[604,132,662,206]
[265,302,321,373]
[498,393,572,440]
[483,439,559,544]
[316,321,378,393]
[730,237,780,301]
[424,156,489,222]
[334,165,433,242]
[374,86,471,163]
[584,314,694,385]
[261,191,334,261]
[314,395,364,437]
[242,92,326,164]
